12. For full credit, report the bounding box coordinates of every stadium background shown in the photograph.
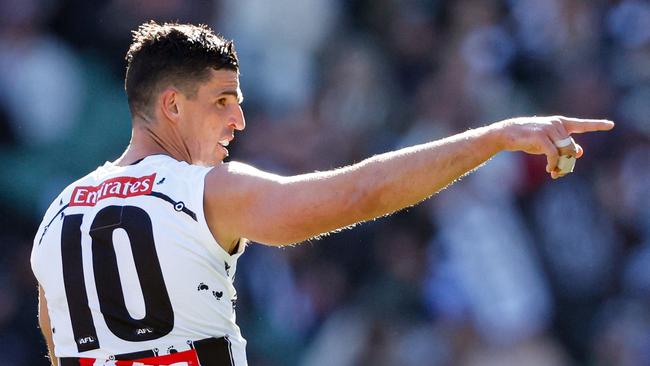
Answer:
[0,0,649,365]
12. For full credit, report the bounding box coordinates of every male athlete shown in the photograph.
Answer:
[31,22,614,366]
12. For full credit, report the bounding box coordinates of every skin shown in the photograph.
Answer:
[38,68,614,365]
[114,69,614,250]
[39,286,57,366]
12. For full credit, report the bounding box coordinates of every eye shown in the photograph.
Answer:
[216,97,228,106]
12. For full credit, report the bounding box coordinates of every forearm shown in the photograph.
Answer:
[38,286,58,366]
[272,125,502,241]
[41,330,57,366]
[348,125,501,218]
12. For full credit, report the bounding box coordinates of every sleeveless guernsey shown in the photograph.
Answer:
[31,155,248,365]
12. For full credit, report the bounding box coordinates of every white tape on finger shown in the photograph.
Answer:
[554,137,574,148]
[557,155,576,175]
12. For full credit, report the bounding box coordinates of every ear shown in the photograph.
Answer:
[159,88,181,124]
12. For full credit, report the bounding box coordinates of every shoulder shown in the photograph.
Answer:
[33,167,101,246]
[204,161,285,203]
[45,169,99,213]
[206,161,282,187]
[202,162,283,246]
[207,161,261,176]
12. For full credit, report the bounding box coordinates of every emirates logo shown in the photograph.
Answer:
[69,174,156,206]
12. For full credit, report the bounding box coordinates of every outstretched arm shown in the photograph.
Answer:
[204,116,614,249]
[38,286,57,366]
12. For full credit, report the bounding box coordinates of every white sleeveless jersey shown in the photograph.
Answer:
[31,155,248,365]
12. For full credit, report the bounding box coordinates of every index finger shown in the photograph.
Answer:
[559,117,615,134]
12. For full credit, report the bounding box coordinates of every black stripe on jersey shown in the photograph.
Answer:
[38,203,69,245]
[113,349,156,360]
[129,157,147,165]
[194,337,235,366]
[59,358,78,366]
[147,191,197,221]
[61,214,100,352]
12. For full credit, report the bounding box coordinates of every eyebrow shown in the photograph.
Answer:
[215,90,244,103]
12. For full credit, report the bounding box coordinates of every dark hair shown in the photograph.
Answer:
[125,21,239,118]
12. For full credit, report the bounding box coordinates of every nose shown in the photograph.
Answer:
[228,105,246,131]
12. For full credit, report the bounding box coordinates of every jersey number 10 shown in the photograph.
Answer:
[61,205,174,352]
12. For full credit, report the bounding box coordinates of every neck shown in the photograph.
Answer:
[114,117,193,166]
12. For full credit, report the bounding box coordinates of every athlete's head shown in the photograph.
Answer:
[125,21,245,165]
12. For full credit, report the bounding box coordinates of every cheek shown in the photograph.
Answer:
[202,114,223,141]
[181,107,202,133]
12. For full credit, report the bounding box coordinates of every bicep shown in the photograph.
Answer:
[205,162,366,246]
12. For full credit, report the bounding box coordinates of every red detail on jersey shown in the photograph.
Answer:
[69,174,156,207]
[76,349,200,365]
[131,349,200,365]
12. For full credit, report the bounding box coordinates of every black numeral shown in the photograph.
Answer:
[61,214,99,351]
[61,206,174,352]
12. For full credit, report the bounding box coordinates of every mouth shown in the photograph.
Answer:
[218,139,231,157]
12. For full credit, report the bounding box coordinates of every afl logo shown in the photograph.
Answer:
[136,327,154,335]
[78,336,96,345]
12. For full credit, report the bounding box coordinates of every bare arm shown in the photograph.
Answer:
[205,116,614,248]
[38,286,57,366]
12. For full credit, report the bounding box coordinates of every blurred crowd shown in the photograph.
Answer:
[1,0,649,365]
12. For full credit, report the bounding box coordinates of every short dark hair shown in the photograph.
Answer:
[125,21,239,118]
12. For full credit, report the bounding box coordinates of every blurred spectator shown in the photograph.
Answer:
[0,0,83,145]
[219,0,341,114]
[1,1,648,365]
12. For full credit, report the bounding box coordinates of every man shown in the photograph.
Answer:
[31,21,614,366]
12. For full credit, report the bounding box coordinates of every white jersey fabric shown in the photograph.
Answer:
[31,155,248,365]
